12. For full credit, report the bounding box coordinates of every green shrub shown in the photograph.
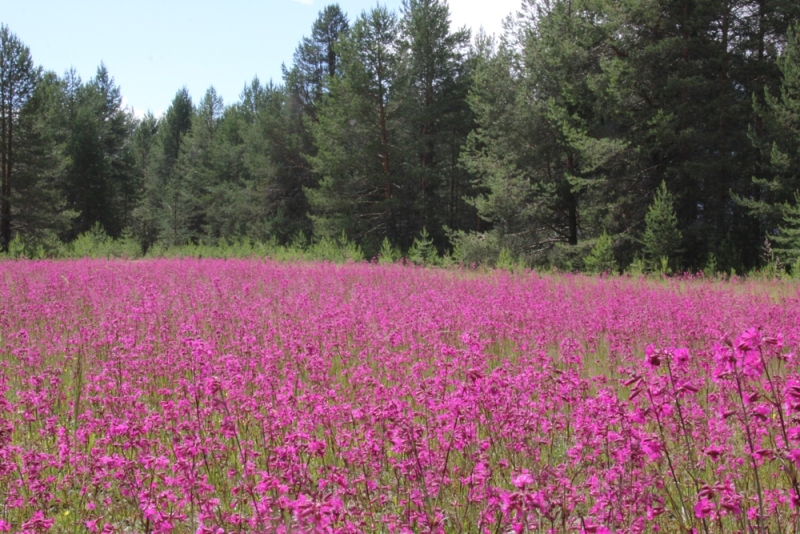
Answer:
[583,232,617,274]
[408,228,438,265]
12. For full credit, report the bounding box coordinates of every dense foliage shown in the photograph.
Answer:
[2,0,800,272]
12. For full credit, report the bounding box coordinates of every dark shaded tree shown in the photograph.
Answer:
[61,64,135,239]
[396,0,474,249]
[743,25,800,253]
[461,0,629,265]
[137,87,194,247]
[0,24,40,251]
[7,71,74,248]
[283,4,350,120]
[306,6,401,254]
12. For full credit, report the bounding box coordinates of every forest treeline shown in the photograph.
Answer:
[2,0,800,273]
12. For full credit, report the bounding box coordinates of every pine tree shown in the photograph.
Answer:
[229,78,314,243]
[306,6,401,255]
[278,7,350,243]
[7,70,74,249]
[642,181,683,270]
[61,64,135,239]
[772,191,800,265]
[129,112,158,248]
[584,232,617,274]
[460,0,628,264]
[137,88,193,247]
[599,0,800,270]
[177,86,224,240]
[396,0,472,248]
[246,80,314,242]
[0,24,40,251]
[284,4,349,120]
[743,25,800,260]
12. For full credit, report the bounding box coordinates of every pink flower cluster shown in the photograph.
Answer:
[1,259,800,533]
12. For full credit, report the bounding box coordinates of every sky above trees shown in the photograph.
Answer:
[0,0,517,118]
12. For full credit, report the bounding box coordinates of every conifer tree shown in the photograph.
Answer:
[396,0,472,247]
[129,112,158,248]
[137,88,193,246]
[7,70,74,249]
[773,191,800,265]
[279,6,350,243]
[461,0,628,264]
[241,79,311,242]
[744,26,800,254]
[642,181,683,270]
[177,86,224,240]
[58,64,136,239]
[584,232,617,274]
[0,25,40,251]
[306,6,401,255]
[284,4,349,120]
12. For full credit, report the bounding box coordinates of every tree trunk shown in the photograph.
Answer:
[379,100,391,200]
[717,4,729,237]
[567,155,577,245]
[376,59,391,201]
[1,91,11,251]
[568,201,578,246]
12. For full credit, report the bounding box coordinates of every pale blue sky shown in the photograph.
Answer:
[1,0,518,118]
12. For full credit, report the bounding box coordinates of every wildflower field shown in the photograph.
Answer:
[2,260,800,533]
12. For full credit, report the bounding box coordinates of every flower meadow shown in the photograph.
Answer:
[2,261,800,533]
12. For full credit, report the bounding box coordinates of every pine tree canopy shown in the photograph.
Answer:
[2,5,800,272]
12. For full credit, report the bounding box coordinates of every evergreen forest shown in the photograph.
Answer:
[2,0,800,274]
